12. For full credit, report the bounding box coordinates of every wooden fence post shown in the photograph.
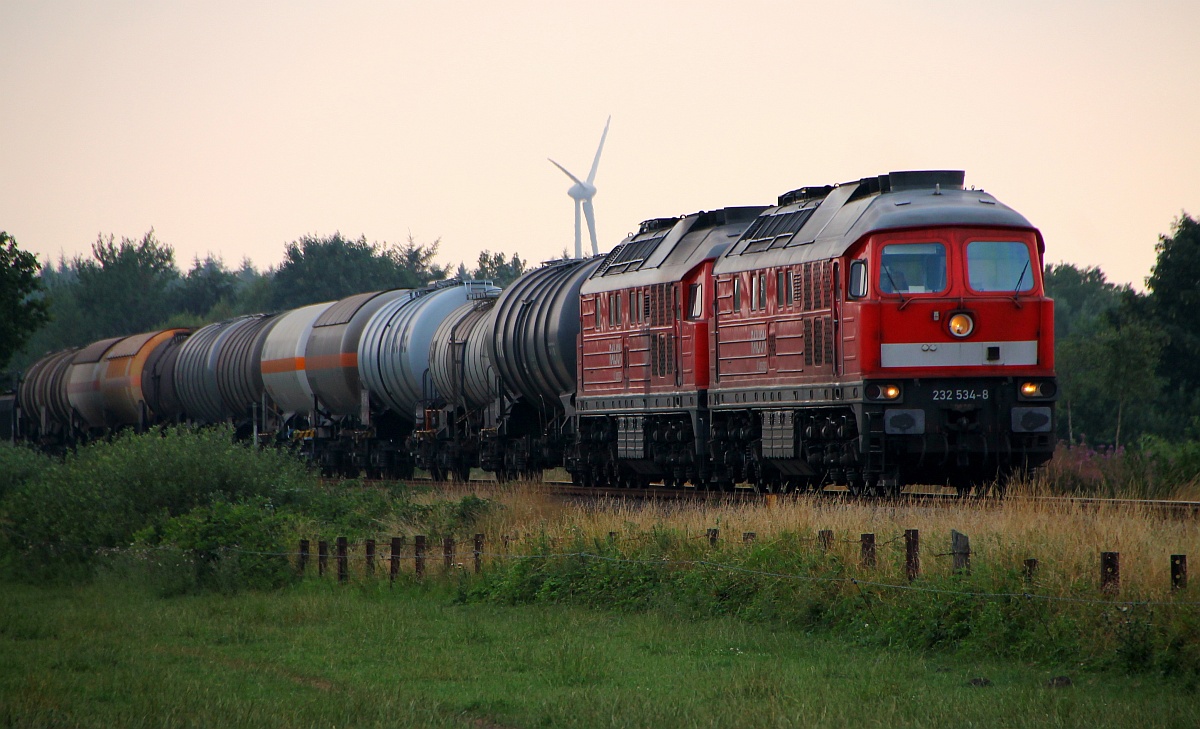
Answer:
[390,537,402,582]
[904,529,920,581]
[414,535,426,578]
[707,528,719,547]
[474,534,484,574]
[818,530,833,552]
[444,536,455,572]
[318,540,328,577]
[1024,558,1039,584]
[860,533,876,568]
[1171,554,1187,590]
[298,539,309,576]
[951,530,970,573]
[1101,551,1120,594]
[336,537,348,584]
[365,539,375,576]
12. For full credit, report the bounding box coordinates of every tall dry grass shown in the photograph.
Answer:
[387,482,1198,601]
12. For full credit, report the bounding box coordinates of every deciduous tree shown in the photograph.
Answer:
[0,232,50,370]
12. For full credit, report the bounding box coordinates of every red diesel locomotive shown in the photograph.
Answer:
[572,170,1056,493]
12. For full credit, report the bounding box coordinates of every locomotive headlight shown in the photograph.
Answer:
[868,384,902,400]
[947,313,974,338]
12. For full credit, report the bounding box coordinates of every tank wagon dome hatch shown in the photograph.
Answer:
[581,207,766,294]
[714,170,1037,275]
[359,279,500,423]
[492,257,603,411]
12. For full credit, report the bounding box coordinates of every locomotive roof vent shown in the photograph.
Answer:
[887,170,965,192]
[638,217,680,234]
[777,185,833,207]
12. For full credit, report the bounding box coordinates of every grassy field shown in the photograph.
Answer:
[2,578,1198,729]
[4,433,1199,726]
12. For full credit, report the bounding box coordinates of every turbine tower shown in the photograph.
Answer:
[549,116,610,258]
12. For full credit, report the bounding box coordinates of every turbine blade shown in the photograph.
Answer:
[586,116,610,185]
[574,199,583,260]
[583,199,599,256]
[549,158,584,187]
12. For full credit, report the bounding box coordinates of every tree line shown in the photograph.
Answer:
[0,230,526,377]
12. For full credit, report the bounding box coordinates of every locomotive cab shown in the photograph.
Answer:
[847,222,1057,490]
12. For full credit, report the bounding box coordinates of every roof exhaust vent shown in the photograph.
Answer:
[888,170,965,192]
[638,217,679,234]
[777,185,833,207]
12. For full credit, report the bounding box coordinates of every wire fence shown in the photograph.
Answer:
[82,526,1196,608]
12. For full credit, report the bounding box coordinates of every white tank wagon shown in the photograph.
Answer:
[259,301,335,418]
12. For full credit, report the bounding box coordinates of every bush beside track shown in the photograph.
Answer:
[1,427,1198,684]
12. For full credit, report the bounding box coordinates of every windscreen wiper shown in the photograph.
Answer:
[882,265,909,310]
[1010,260,1030,308]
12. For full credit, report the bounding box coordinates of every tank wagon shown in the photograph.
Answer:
[6,169,1055,494]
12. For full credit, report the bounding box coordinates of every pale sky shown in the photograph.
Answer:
[2,2,1198,290]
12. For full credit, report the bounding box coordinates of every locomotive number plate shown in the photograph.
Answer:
[932,388,989,402]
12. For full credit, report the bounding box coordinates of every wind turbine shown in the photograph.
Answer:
[549,116,609,258]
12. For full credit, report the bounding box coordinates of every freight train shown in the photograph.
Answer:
[1,170,1057,494]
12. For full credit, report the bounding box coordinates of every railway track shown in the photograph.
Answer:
[371,476,1200,518]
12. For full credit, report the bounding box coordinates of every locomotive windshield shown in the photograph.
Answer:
[967,241,1034,292]
[879,243,946,294]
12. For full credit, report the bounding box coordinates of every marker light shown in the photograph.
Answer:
[948,313,974,337]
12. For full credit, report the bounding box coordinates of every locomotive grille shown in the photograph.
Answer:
[803,265,813,311]
[823,316,834,365]
[813,317,824,367]
[804,319,814,367]
[650,333,675,377]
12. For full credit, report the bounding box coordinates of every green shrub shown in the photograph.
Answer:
[1,426,318,579]
[158,499,294,593]
[0,441,50,503]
